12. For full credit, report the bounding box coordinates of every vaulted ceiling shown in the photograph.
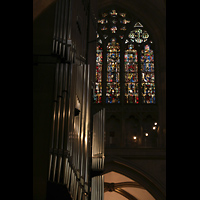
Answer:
[33,0,166,30]
[97,0,166,40]
[104,171,155,200]
[33,0,55,20]
[33,0,166,51]
[35,0,164,38]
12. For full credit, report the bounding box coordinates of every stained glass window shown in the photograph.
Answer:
[120,26,126,31]
[101,26,107,31]
[111,26,117,33]
[98,19,108,24]
[106,38,120,103]
[120,19,130,24]
[102,13,108,17]
[124,44,139,103]
[97,8,131,37]
[112,19,117,24]
[119,13,126,17]
[110,10,117,16]
[141,44,155,103]
[94,39,103,103]
[94,9,156,104]
[128,28,149,43]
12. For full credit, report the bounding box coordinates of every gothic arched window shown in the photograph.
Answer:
[106,38,120,103]
[94,35,103,103]
[94,9,156,104]
[124,43,139,103]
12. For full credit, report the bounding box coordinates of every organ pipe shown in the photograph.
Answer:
[52,0,71,59]
[49,0,106,199]
[92,108,105,171]
[48,63,105,199]
[91,175,104,200]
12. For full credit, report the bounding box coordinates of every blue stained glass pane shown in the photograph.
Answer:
[94,42,103,103]
[106,38,120,103]
[141,45,155,104]
[124,44,139,103]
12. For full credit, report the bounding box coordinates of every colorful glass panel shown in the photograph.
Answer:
[112,19,117,24]
[106,38,120,103]
[95,12,156,104]
[120,26,126,31]
[98,19,108,24]
[102,13,108,17]
[103,35,108,39]
[119,13,126,17]
[94,42,103,103]
[141,44,155,103]
[98,9,130,36]
[110,10,117,16]
[120,19,130,24]
[101,26,107,31]
[111,26,117,33]
[124,44,139,103]
[128,28,149,43]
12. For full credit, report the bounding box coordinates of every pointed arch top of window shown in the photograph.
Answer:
[107,38,120,52]
[134,22,143,27]
[94,11,156,104]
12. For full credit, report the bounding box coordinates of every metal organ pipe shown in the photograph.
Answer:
[91,175,104,200]
[58,63,69,183]
[55,0,61,54]
[60,63,69,150]
[91,108,105,200]
[49,0,105,199]
[52,0,58,54]
[52,0,71,59]
[62,0,70,58]
[58,0,65,55]
[92,108,105,171]
[48,63,59,181]
[48,63,105,198]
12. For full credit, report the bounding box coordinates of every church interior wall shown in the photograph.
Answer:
[33,0,166,199]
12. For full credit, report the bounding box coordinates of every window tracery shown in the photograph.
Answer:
[94,9,156,104]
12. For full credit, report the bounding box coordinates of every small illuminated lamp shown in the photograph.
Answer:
[154,122,157,126]
[133,136,137,140]
[153,126,156,130]
[145,133,148,137]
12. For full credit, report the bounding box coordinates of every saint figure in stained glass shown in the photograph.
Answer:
[124,44,139,103]
[141,44,155,104]
[94,10,156,104]
[106,38,120,103]
[94,38,103,103]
